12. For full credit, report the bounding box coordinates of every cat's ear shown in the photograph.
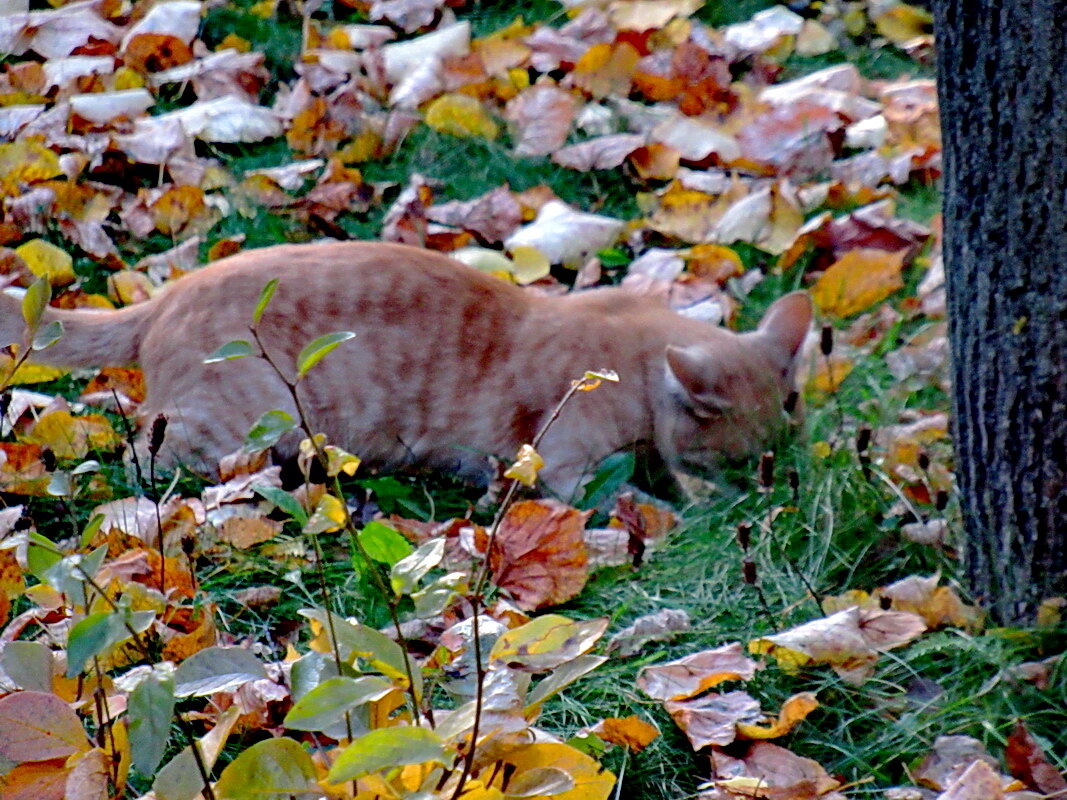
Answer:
[757,291,812,365]
[665,344,732,417]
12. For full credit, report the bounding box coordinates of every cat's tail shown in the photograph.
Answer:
[0,288,155,368]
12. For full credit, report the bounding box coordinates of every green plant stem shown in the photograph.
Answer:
[453,373,602,800]
[250,326,425,728]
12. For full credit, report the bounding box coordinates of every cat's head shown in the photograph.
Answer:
[656,291,813,477]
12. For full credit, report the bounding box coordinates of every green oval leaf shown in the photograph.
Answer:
[31,319,63,351]
[67,611,130,676]
[129,672,176,777]
[244,409,296,453]
[1,641,53,693]
[214,738,317,800]
[359,521,413,568]
[296,331,355,378]
[283,675,393,732]
[21,278,50,330]
[204,340,255,364]
[327,726,446,783]
[253,484,308,526]
[391,538,445,596]
[253,278,280,325]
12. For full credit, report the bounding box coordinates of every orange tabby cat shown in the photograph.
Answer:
[0,242,811,498]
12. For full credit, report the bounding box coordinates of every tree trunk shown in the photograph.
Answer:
[932,2,1067,624]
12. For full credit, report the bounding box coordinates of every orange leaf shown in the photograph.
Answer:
[150,185,207,236]
[811,248,908,317]
[591,716,660,752]
[80,367,147,404]
[0,443,51,496]
[628,143,680,180]
[488,500,591,611]
[736,692,819,739]
[0,758,70,800]
[572,42,640,99]
[123,33,194,73]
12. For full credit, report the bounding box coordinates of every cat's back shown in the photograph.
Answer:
[162,241,529,315]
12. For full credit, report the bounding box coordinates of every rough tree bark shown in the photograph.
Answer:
[932,2,1067,624]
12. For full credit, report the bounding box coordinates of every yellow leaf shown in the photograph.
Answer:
[0,548,25,602]
[108,271,154,305]
[811,248,907,317]
[23,411,122,460]
[504,444,544,487]
[324,445,361,477]
[0,354,69,384]
[150,185,207,236]
[219,33,252,52]
[736,692,819,739]
[476,742,614,800]
[572,42,639,99]
[305,493,346,534]
[249,0,277,17]
[510,245,551,284]
[338,129,383,163]
[809,354,853,393]
[874,3,933,44]
[424,94,499,140]
[1037,597,1065,629]
[14,238,75,285]
[0,140,62,194]
[811,440,831,459]
[111,66,145,90]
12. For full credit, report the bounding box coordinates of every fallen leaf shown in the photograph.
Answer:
[504,200,624,266]
[735,692,819,740]
[14,238,75,285]
[709,741,845,799]
[505,83,579,157]
[489,499,591,610]
[606,608,691,656]
[552,133,646,171]
[638,642,760,702]
[1005,721,1067,795]
[749,606,926,684]
[811,248,908,317]
[666,691,762,749]
[936,759,1005,800]
[913,735,999,791]
[591,715,660,752]
[23,411,122,460]
[424,93,499,139]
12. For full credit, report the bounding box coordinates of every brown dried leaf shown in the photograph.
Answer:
[914,736,999,791]
[874,575,980,630]
[638,642,760,701]
[709,741,845,799]
[666,691,762,750]
[606,608,691,657]
[505,83,579,157]
[937,759,1005,800]
[489,499,591,611]
[1005,721,1067,795]
[749,606,926,684]
[552,133,646,171]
